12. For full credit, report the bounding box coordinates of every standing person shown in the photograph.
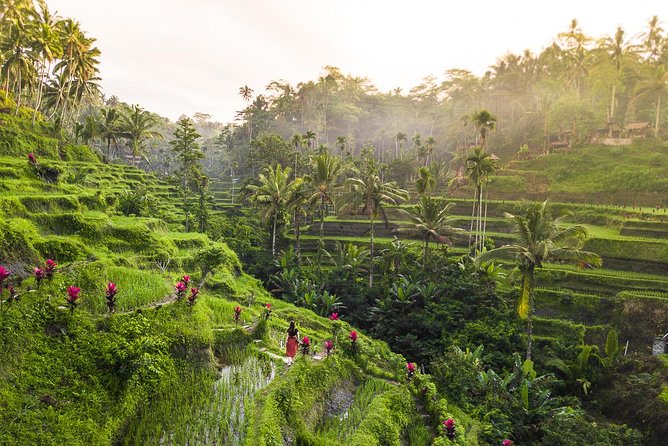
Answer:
[285,321,299,365]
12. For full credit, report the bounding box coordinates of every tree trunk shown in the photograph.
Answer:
[423,235,429,268]
[477,184,483,252]
[468,187,477,250]
[526,264,536,361]
[369,214,374,288]
[294,211,301,265]
[317,200,325,269]
[272,212,277,257]
[655,93,661,138]
[609,83,617,136]
[482,187,488,252]
[33,60,47,125]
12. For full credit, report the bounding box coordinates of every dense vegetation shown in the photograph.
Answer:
[1,1,667,445]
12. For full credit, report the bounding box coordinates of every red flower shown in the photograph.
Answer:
[233,305,243,324]
[324,340,333,355]
[329,312,339,321]
[443,418,455,430]
[45,259,57,279]
[67,286,81,303]
[182,275,191,284]
[265,303,271,309]
[34,267,45,287]
[175,281,187,299]
[187,287,199,306]
[349,330,358,342]
[407,362,416,373]
[0,266,10,285]
[27,153,37,165]
[502,440,513,446]
[302,336,310,346]
[106,282,118,298]
[263,302,272,319]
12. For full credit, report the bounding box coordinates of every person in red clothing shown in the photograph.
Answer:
[285,320,299,365]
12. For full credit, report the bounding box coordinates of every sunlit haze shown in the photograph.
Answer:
[48,0,668,122]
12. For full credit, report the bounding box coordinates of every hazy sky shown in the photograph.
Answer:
[48,0,667,123]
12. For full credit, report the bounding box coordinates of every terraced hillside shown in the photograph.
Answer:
[0,149,487,444]
[293,198,667,355]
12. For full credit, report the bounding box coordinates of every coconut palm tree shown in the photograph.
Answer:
[0,20,35,113]
[466,147,497,253]
[306,152,341,268]
[415,166,435,196]
[97,107,122,159]
[469,109,497,149]
[286,176,310,264]
[336,135,348,157]
[247,164,294,257]
[340,167,408,287]
[400,196,460,267]
[634,64,668,137]
[598,26,639,132]
[29,3,62,123]
[475,201,601,360]
[394,132,406,159]
[119,104,162,164]
[304,130,316,151]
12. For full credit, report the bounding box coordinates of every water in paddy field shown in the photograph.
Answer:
[123,354,276,446]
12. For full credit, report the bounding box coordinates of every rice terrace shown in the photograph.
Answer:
[0,1,667,445]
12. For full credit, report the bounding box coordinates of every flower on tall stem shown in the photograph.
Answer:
[5,285,19,304]
[66,286,81,314]
[329,312,339,321]
[301,336,311,355]
[263,303,272,320]
[233,305,243,325]
[45,259,57,280]
[182,275,191,285]
[33,267,45,288]
[0,266,10,288]
[349,330,358,355]
[443,418,456,440]
[187,287,199,309]
[324,340,333,356]
[105,282,118,313]
[175,281,187,300]
[502,440,514,446]
[406,362,417,380]
[28,153,37,166]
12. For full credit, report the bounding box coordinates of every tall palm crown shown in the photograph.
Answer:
[466,147,496,187]
[400,196,460,266]
[307,153,342,267]
[119,104,162,163]
[476,201,601,359]
[470,109,497,149]
[247,164,294,257]
[341,167,408,287]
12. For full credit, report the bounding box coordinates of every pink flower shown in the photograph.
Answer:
[302,336,310,346]
[66,286,81,303]
[349,330,358,342]
[233,305,243,324]
[187,287,199,306]
[329,312,339,321]
[0,266,10,285]
[265,303,271,309]
[407,362,416,373]
[106,282,118,298]
[324,340,333,355]
[27,153,37,165]
[175,281,187,299]
[182,275,191,284]
[45,259,57,279]
[34,267,45,287]
[502,440,513,446]
[443,418,455,430]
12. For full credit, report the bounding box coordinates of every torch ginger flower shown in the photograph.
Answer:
[263,303,272,319]
[187,287,199,307]
[175,281,187,299]
[27,153,37,165]
[45,259,57,280]
[182,275,191,285]
[329,312,339,321]
[349,330,358,342]
[502,440,513,446]
[105,282,118,313]
[66,286,81,313]
[406,362,417,380]
[443,418,456,439]
[0,266,10,287]
[33,267,45,287]
[301,336,311,355]
[324,340,333,356]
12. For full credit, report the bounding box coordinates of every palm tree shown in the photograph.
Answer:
[394,132,406,159]
[291,133,305,176]
[336,135,348,157]
[239,85,253,103]
[641,16,665,63]
[475,201,601,360]
[415,166,435,196]
[0,20,35,113]
[306,152,341,268]
[400,196,460,267]
[29,4,62,123]
[469,109,497,149]
[466,147,497,253]
[340,167,408,287]
[424,136,436,165]
[119,104,162,164]
[247,164,294,257]
[304,130,316,151]
[635,64,668,138]
[598,26,639,132]
[286,176,310,264]
[97,107,122,159]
